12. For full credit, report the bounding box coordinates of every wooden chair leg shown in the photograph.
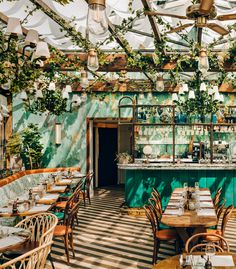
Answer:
[69,232,75,258]
[153,239,159,265]
[83,192,86,207]
[87,190,91,205]
[64,234,70,264]
[48,252,55,269]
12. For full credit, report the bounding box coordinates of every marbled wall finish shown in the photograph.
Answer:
[13,92,235,173]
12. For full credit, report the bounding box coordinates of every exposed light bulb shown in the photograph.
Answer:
[188,90,195,99]
[198,48,209,74]
[87,49,99,71]
[200,82,206,92]
[87,0,108,36]
[80,70,89,88]
[155,76,164,91]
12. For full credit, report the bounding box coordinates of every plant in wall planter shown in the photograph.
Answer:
[115,152,132,164]
[7,124,43,170]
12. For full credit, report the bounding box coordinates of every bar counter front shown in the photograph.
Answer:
[118,163,236,208]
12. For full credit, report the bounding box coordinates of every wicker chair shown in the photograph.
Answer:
[0,241,53,269]
[185,232,230,253]
[212,187,222,208]
[3,213,58,268]
[81,172,94,206]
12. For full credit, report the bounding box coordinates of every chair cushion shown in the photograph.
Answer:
[52,212,64,220]
[159,223,172,230]
[55,201,67,209]
[156,229,177,240]
[60,192,72,198]
[205,229,222,241]
[53,225,72,236]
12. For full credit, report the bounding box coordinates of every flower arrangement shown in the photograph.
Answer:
[115,152,132,164]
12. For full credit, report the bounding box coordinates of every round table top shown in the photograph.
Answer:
[0,226,31,253]
[153,253,236,269]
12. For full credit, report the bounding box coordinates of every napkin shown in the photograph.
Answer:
[197,209,216,216]
[211,255,235,266]
[199,196,212,201]
[0,235,24,249]
[0,207,11,213]
[200,202,213,208]
[28,205,51,213]
[40,194,59,200]
[50,186,66,191]
[164,209,179,215]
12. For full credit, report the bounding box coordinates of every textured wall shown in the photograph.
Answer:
[12,92,235,173]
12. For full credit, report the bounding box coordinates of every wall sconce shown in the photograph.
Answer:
[55,122,62,145]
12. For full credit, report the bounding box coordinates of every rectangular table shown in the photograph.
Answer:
[161,188,217,243]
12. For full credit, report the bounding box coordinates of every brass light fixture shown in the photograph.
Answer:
[87,0,108,36]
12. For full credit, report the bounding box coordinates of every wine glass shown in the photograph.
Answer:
[205,242,216,261]
[195,182,199,192]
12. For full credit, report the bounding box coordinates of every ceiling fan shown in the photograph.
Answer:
[145,0,236,35]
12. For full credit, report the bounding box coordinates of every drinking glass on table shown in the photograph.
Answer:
[205,242,216,262]
[183,182,188,191]
[195,182,199,191]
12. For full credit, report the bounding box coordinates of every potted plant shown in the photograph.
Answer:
[115,152,132,164]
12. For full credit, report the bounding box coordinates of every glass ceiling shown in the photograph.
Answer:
[0,0,235,52]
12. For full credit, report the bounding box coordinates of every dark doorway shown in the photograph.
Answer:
[97,128,118,187]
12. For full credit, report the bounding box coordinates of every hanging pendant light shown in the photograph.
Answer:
[34,41,50,60]
[155,75,164,91]
[172,93,178,102]
[188,90,195,99]
[200,82,206,92]
[48,82,56,91]
[87,49,99,71]
[87,0,108,36]
[198,48,209,74]
[6,17,22,36]
[62,90,69,100]
[178,84,184,95]
[65,85,72,93]
[213,91,220,102]
[19,91,28,100]
[25,29,39,47]
[80,70,89,88]
[182,83,189,93]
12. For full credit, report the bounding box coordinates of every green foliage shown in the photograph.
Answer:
[20,124,43,170]
[7,124,43,170]
[6,133,23,156]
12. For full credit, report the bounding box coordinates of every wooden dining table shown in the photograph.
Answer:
[153,253,236,269]
[0,179,69,218]
[161,188,217,243]
[0,226,31,253]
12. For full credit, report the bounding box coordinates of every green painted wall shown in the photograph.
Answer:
[13,92,235,173]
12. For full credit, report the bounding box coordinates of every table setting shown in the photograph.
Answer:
[0,226,31,253]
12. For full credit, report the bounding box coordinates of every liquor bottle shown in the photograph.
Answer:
[12,199,18,214]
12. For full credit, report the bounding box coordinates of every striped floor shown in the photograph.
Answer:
[50,186,236,269]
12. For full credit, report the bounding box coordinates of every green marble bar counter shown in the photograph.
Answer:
[118,163,236,208]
